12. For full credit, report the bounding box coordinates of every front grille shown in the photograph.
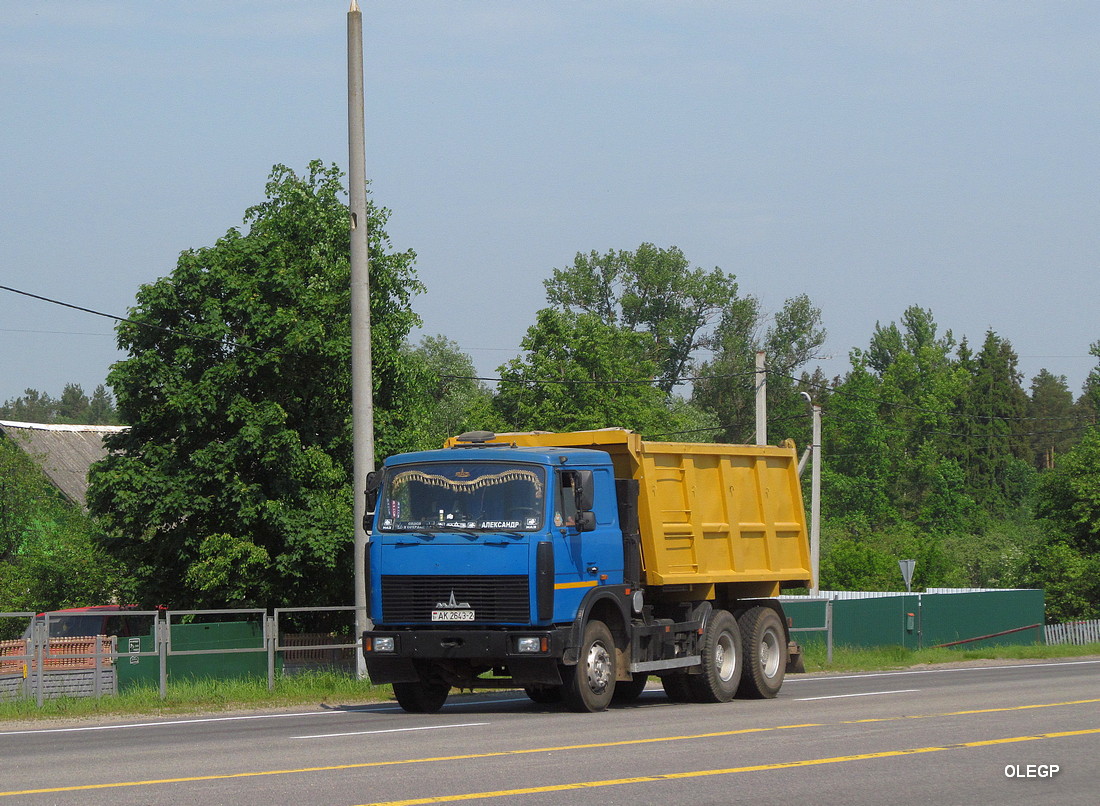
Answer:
[381,575,530,623]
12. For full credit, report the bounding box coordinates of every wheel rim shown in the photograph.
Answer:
[585,641,613,694]
[759,627,781,678]
[716,631,737,682]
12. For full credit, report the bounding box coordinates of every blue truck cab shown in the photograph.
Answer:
[362,432,637,711]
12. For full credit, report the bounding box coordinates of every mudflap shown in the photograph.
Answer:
[786,640,805,674]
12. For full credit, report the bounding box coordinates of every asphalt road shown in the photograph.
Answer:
[1,657,1097,805]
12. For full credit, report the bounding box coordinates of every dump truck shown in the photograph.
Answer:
[361,428,812,713]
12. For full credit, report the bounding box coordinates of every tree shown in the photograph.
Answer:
[544,244,739,393]
[0,384,118,425]
[1034,426,1100,556]
[950,330,1033,512]
[404,335,507,445]
[820,363,896,533]
[1078,340,1100,424]
[493,309,719,438]
[691,293,827,445]
[1027,369,1077,469]
[88,161,426,610]
[0,436,124,630]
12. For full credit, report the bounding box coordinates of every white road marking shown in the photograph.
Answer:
[782,658,1100,684]
[0,710,348,736]
[293,721,489,739]
[796,688,919,701]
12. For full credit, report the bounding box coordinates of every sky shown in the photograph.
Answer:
[2,1,1098,408]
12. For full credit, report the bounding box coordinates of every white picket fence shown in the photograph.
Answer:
[1044,619,1100,646]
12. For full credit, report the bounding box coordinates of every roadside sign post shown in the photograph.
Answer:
[899,559,916,593]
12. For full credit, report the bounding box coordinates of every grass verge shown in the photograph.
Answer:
[0,671,391,724]
[798,641,1100,673]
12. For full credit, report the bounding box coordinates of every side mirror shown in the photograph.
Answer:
[574,470,594,511]
[364,471,382,516]
[575,510,597,532]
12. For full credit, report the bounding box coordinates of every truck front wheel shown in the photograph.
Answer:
[392,681,451,713]
[737,606,786,699]
[687,609,743,703]
[562,620,616,712]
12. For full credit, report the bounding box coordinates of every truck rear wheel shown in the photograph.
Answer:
[562,620,616,712]
[686,609,742,703]
[660,674,694,703]
[392,681,451,713]
[737,606,786,699]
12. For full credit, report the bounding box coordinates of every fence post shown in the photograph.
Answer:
[34,617,45,708]
[93,637,103,699]
[266,615,277,692]
[826,598,834,665]
[158,614,168,700]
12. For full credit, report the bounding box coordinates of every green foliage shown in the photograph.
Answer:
[949,330,1033,512]
[813,308,1097,617]
[692,293,826,445]
[818,521,961,592]
[0,436,125,627]
[0,384,119,425]
[1033,427,1100,554]
[403,335,508,446]
[1028,369,1078,469]
[1010,538,1100,622]
[87,161,426,610]
[494,309,708,436]
[544,243,738,393]
[1079,340,1100,418]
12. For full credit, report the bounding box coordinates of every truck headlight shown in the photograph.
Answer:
[516,636,543,653]
[372,636,395,653]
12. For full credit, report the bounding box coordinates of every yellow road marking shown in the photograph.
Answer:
[358,729,1100,806]
[0,724,816,797]
[1,698,1097,798]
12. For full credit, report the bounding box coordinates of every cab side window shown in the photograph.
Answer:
[555,471,579,527]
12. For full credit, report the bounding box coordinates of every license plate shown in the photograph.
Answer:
[432,609,474,621]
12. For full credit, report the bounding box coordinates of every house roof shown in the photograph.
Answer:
[0,420,128,508]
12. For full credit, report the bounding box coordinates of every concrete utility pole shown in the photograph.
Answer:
[809,401,821,596]
[348,0,374,675]
[799,392,822,595]
[755,351,767,446]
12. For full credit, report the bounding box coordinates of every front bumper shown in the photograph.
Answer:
[363,626,570,660]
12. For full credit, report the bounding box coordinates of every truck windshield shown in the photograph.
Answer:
[378,462,546,532]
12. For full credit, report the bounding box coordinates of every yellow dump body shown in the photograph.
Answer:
[459,430,812,593]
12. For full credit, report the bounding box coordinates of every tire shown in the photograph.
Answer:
[661,674,694,703]
[561,620,617,712]
[736,606,786,699]
[392,681,451,713]
[611,672,650,704]
[686,609,743,703]
[524,685,563,705]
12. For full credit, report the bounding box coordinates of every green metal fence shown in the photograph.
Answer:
[2,607,359,706]
[782,589,1045,650]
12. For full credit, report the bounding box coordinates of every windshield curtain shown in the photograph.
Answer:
[378,462,546,532]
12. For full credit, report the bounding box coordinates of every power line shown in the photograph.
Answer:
[440,371,758,388]
[777,369,1096,428]
[0,284,271,356]
[821,410,1096,441]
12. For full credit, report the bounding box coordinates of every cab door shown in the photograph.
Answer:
[550,466,623,621]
